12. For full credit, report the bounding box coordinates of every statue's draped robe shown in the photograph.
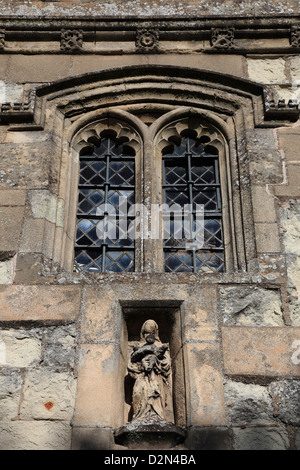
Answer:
[128,340,173,422]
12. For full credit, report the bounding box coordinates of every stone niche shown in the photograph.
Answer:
[115,300,187,449]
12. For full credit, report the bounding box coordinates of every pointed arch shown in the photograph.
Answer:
[32,65,261,273]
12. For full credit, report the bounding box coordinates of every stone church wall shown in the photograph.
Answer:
[0,0,300,450]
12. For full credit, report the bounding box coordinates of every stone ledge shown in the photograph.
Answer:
[114,420,186,450]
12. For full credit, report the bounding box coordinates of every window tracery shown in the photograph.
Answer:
[72,113,232,274]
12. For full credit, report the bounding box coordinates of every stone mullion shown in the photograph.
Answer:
[141,127,157,273]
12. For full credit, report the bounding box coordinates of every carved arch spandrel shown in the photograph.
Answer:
[72,117,142,155]
[156,116,225,155]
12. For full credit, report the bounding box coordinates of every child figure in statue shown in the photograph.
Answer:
[127,319,173,423]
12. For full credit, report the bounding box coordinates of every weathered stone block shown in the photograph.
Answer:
[247,58,286,84]
[13,253,45,284]
[7,54,73,83]
[255,223,281,253]
[290,55,300,82]
[280,200,300,258]
[183,343,226,427]
[274,178,300,197]
[220,286,284,326]
[42,220,55,259]
[295,428,300,450]
[0,190,26,206]
[280,201,300,322]
[269,380,300,425]
[29,189,58,224]
[0,421,72,450]
[224,380,275,425]
[73,343,124,428]
[0,206,25,251]
[232,426,289,450]
[249,150,283,185]
[0,143,52,189]
[0,56,9,82]
[258,253,286,282]
[0,285,81,322]
[43,324,77,367]
[0,329,42,367]
[276,166,300,197]
[0,368,22,420]
[222,327,300,377]
[251,186,277,223]
[289,298,300,327]
[70,53,245,79]
[81,287,119,343]
[19,218,45,253]
[182,286,219,343]
[0,83,23,103]
[278,129,300,163]
[0,255,16,284]
[183,325,218,343]
[20,367,76,420]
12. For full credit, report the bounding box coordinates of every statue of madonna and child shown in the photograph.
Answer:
[127,319,173,424]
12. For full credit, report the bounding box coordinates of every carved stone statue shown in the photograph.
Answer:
[127,319,173,423]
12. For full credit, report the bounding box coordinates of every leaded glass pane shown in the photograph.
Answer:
[164,251,193,273]
[191,164,216,184]
[74,248,134,273]
[195,251,224,273]
[164,189,189,207]
[163,135,224,274]
[109,161,135,186]
[74,136,135,273]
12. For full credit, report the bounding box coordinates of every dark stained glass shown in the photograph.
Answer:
[163,136,224,273]
[74,136,135,273]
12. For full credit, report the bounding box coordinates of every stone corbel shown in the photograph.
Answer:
[264,90,300,121]
[0,89,37,125]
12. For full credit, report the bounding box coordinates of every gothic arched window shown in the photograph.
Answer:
[162,133,224,273]
[72,114,231,275]
[74,132,136,273]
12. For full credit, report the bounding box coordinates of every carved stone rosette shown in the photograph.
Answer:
[60,29,83,51]
[211,27,235,49]
[291,26,300,48]
[135,28,159,52]
[0,29,5,50]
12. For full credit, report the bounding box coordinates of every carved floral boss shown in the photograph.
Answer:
[0,25,300,52]
[136,29,159,51]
